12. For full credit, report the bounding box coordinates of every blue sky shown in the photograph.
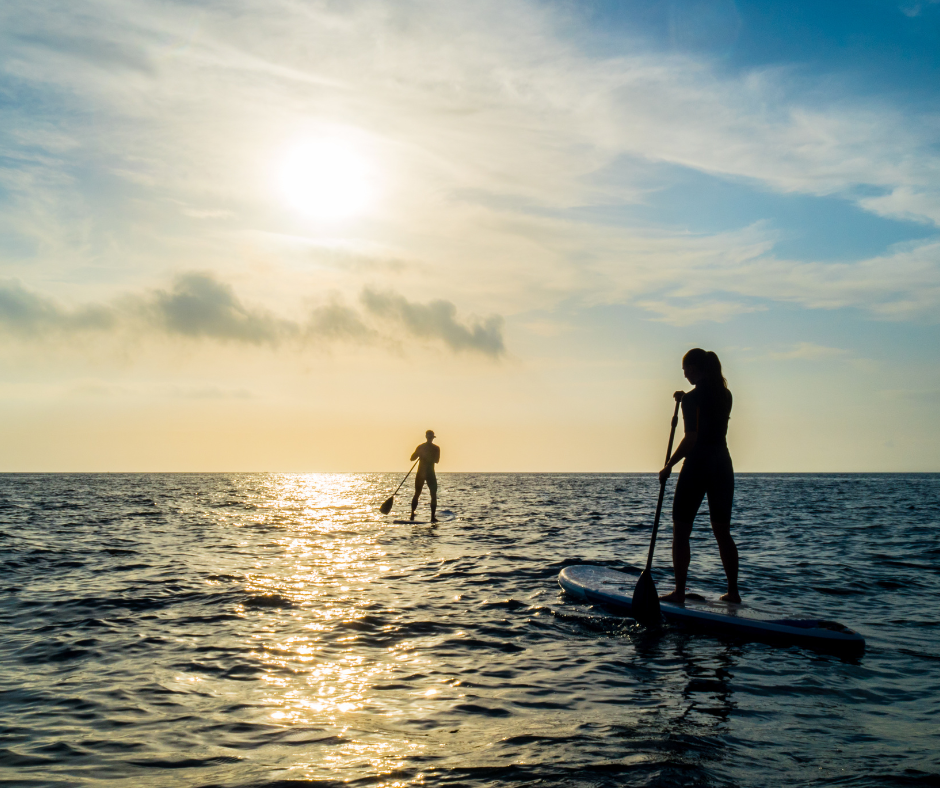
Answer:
[572,0,940,262]
[0,0,937,471]
[582,0,940,84]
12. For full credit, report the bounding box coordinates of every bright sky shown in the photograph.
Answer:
[1,0,938,472]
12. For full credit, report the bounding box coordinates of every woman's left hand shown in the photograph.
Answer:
[659,466,671,484]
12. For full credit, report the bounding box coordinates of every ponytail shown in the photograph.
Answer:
[704,350,728,390]
[683,348,728,391]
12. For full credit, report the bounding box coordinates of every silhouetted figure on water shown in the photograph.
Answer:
[659,348,740,604]
[411,430,440,522]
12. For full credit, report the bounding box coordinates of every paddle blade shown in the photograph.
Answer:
[631,569,662,627]
[379,496,394,515]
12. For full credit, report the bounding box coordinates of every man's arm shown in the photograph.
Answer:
[410,445,421,461]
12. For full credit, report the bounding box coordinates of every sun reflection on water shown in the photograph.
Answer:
[232,473,419,745]
[180,473,547,780]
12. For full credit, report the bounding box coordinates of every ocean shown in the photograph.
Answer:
[0,473,937,787]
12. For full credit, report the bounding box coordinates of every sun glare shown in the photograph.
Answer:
[279,139,375,221]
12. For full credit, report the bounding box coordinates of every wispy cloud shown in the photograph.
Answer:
[769,342,848,361]
[900,1,940,18]
[717,240,940,320]
[576,223,940,324]
[6,0,940,214]
[0,279,116,335]
[307,302,375,343]
[636,298,766,326]
[2,0,940,329]
[149,274,290,345]
[12,31,155,75]
[765,343,877,373]
[0,273,506,358]
[362,288,505,356]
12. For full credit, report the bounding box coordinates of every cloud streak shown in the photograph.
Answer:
[361,288,505,356]
[0,280,116,335]
[0,273,506,358]
[150,274,290,344]
[769,342,849,361]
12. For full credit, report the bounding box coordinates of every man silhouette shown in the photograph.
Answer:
[410,430,440,522]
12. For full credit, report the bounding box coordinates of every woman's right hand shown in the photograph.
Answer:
[659,466,672,484]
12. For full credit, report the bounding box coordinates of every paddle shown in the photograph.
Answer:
[631,393,683,626]
[379,460,419,515]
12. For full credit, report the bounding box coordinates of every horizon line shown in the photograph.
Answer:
[0,470,936,476]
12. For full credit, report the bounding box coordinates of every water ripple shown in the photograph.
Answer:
[0,472,937,787]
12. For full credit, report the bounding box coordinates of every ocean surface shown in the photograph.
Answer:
[0,473,938,788]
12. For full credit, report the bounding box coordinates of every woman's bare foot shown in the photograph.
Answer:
[659,590,685,604]
[719,591,741,604]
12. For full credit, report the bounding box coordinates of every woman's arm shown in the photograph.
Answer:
[659,431,697,483]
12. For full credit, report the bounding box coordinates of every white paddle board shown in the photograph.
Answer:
[559,565,865,656]
[391,509,456,524]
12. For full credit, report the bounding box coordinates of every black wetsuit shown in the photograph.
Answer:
[673,385,734,524]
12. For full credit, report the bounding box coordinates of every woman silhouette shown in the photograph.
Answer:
[659,349,739,604]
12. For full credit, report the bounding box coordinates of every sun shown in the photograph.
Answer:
[278,139,375,221]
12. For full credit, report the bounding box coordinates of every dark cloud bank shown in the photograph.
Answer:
[0,273,506,358]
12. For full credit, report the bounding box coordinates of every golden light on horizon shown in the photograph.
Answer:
[279,138,375,221]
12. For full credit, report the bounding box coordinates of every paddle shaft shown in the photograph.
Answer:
[392,460,419,496]
[644,398,682,572]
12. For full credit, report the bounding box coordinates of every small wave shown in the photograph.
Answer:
[439,636,525,654]
[451,702,512,717]
[0,747,55,767]
[813,586,864,596]
[242,593,295,609]
[127,755,242,768]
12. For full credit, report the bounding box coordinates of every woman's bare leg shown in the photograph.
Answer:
[711,520,740,603]
[660,520,693,603]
